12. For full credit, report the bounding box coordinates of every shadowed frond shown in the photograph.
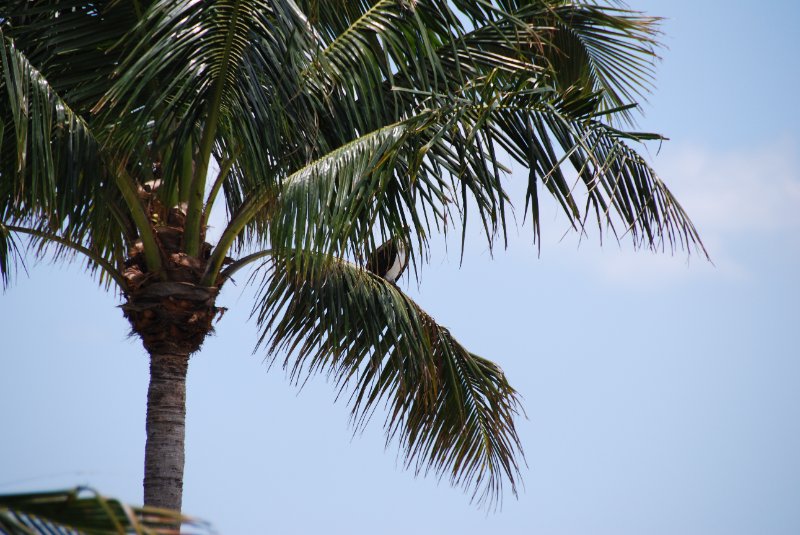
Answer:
[254,252,524,507]
[0,33,131,285]
[0,222,22,288]
[0,1,140,115]
[0,487,212,535]
[1,32,101,218]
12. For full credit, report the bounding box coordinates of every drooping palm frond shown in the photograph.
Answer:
[212,0,702,285]
[254,252,524,507]
[0,33,135,288]
[251,114,451,272]
[478,88,705,252]
[0,487,212,535]
[220,99,521,288]
[246,79,704,300]
[264,121,419,257]
[0,222,22,287]
[203,120,410,284]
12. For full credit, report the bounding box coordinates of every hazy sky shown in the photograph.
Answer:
[2,1,799,534]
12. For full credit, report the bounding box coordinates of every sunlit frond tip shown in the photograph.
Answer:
[254,253,525,507]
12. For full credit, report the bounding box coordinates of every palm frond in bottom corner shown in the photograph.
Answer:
[0,487,213,535]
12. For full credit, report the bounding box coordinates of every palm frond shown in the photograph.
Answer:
[0,487,212,535]
[479,89,706,254]
[0,33,133,282]
[216,101,517,286]
[0,1,140,116]
[254,252,524,507]
[240,81,704,295]
[231,0,694,267]
[262,116,440,273]
[95,0,283,185]
[4,224,127,290]
[0,222,23,288]
[542,2,662,123]
[301,0,459,92]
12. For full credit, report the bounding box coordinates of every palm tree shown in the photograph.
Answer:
[0,0,704,513]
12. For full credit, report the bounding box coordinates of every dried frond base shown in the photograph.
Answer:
[121,182,224,355]
[122,281,221,355]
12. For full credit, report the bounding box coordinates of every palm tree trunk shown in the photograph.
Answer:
[143,352,189,511]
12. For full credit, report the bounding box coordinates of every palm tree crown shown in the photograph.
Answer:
[0,0,705,511]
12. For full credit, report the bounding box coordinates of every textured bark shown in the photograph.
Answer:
[121,181,226,512]
[144,352,189,511]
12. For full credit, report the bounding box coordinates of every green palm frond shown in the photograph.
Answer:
[254,253,524,507]
[96,0,280,176]
[240,78,703,294]
[482,92,704,252]
[1,32,101,218]
[0,33,133,286]
[267,120,416,257]
[0,487,212,535]
[255,115,445,274]
[301,0,457,89]
[541,2,662,123]
[220,101,516,286]
[205,118,413,284]
[0,1,139,115]
[0,222,23,287]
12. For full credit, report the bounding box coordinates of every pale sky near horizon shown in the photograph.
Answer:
[2,1,799,534]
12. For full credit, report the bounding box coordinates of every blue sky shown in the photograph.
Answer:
[2,1,799,534]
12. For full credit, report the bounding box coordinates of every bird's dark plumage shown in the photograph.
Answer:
[365,239,407,283]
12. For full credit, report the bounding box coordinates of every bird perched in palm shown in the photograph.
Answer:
[365,238,408,284]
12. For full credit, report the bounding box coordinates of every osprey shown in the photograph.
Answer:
[365,239,408,283]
